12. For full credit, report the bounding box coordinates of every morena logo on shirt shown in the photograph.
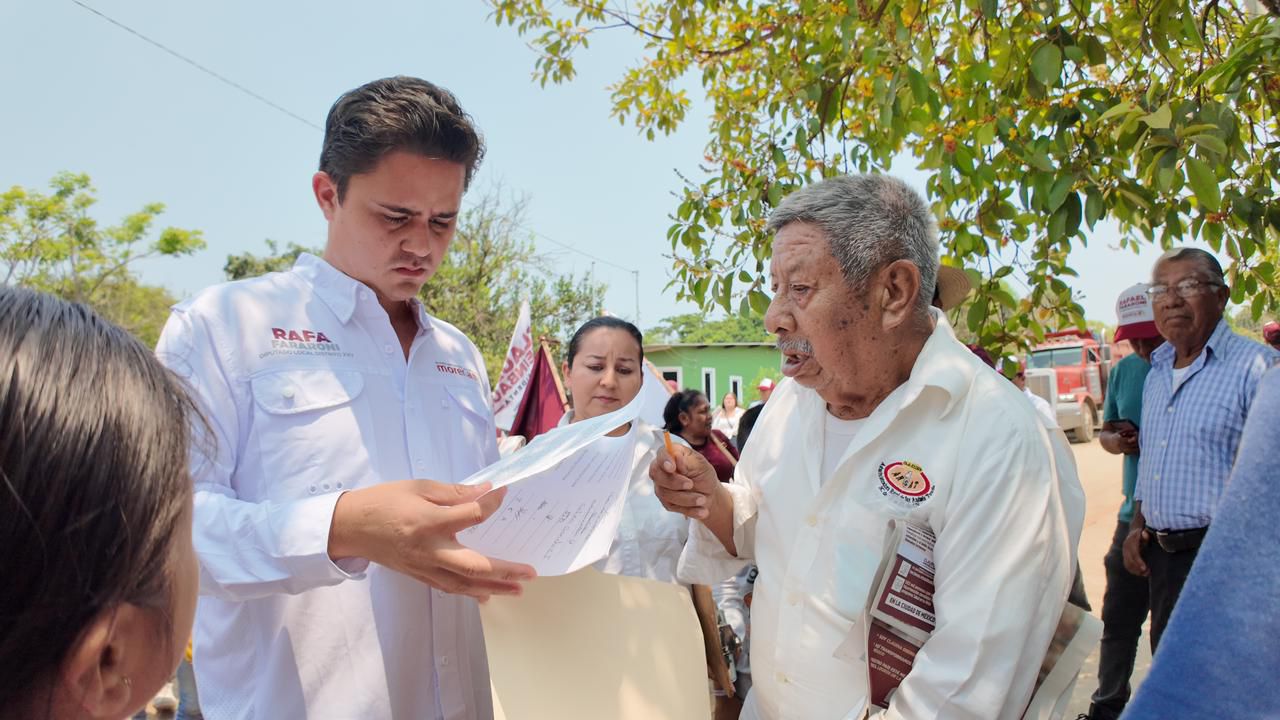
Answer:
[877,460,935,506]
[271,328,333,343]
[436,362,480,382]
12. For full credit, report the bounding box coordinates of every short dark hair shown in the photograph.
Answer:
[1156,247,1226,285]
[319,76,485,201]
[0,287,200,711]
[566,317,644,368]
[663,389,707,434]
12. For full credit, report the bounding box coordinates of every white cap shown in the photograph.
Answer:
[1114,283,1160,342]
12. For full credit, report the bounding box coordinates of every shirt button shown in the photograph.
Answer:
[775,672,789,684]
[281,387,295,400]
[416,459,426,469]
[806,515,818,527]
[1160,441,1167,448]
[360,290,371,301]
[1154,474,1161,481]
[788,592,800,606]
[441,397,450,408]
[336,481,344,489]
[322,482,331,491]
[1167,406,1174,413]
[308,485,317,494]
[383,344,394,354]
[440,656,451,667]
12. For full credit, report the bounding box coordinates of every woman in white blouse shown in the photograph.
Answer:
[561,317,687,582]
[710,392,746,444]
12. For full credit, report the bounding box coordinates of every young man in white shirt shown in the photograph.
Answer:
[156,76,535,720]
[652,174,1083,720]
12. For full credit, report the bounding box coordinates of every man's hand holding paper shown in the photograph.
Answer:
[329,479,537,601]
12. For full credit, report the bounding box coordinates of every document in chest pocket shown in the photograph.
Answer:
[249,368,376,500]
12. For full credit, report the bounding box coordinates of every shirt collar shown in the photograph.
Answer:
[909,308,980,418]
[291,253,434,332]
[1151,317,1230,368]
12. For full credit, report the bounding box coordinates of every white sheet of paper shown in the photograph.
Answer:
[458,377,649,575]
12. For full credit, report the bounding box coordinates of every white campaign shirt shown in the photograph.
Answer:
[677,310,1084,720]
[155,254,498,720]
[594,420,689,582]
[1024,387,1059,428]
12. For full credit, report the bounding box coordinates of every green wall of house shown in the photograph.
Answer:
[645,344,781,405]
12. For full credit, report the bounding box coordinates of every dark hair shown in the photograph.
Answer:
[566,317,644,368]
[663,390,707,434]
[1156,247,1226,285]
[320,76,485,201]
[0,287,200,711]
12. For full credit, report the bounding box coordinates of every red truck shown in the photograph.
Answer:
[1024,330,1114,443]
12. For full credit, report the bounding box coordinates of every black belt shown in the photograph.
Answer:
[1151,526,1209,553]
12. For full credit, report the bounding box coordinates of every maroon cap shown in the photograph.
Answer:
[1264,321,1280,344]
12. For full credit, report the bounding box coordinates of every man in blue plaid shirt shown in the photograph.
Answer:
[1122,248,1279,650]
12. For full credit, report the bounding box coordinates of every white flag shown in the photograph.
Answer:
[492,300,535,432]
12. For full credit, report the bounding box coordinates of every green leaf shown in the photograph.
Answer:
[1031,44,1063,86]
[1085,188,1104,229]
[747,288,771,316]
[1048,175,1074,212]
[1141,104,1173,130]
[1063,192,1083,237]
[1098,101,1136,122]
[907,67,928,103]
[1251,290,1267,321]
[966,300,988,334]
[1084,35,1107,66]
[1184,156,1222,211]
[1189,134,1227,155]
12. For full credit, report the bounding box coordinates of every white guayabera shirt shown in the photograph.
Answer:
[677,310,1085,720]
[156,254,498,720]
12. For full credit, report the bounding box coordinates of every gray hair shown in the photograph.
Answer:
[1154,247,1226,285]
[767,174,939,314]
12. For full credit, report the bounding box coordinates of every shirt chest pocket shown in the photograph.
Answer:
[250,369,377,500]
[421,381,495,482]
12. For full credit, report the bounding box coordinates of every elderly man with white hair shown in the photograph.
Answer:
[652,174,1084,720]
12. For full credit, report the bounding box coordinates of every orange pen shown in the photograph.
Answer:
[663,430,676,458]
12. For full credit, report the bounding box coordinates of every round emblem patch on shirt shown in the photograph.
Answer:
[878,460,934,505]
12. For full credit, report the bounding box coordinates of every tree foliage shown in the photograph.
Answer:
[423,193,607,379]
[224,239,316,281]
[646,311,772,344]
[490,0,1280,355]
[1,172,204,345]
[224,193,606,384]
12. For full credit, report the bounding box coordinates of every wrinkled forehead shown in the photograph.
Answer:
[769,223,837,279]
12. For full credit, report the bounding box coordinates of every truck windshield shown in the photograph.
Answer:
[1028,347,1082,369]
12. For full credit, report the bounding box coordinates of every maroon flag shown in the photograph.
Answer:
[508,341,568,441]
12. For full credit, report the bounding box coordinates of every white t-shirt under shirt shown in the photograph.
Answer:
[1171,363,1192,393]
[820,411,866,485]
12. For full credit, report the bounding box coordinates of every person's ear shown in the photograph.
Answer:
[878,259,922,330]
[60,605,152,720]
[313,172,341,221]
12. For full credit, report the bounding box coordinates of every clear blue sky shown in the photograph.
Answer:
[1,0,1190,331]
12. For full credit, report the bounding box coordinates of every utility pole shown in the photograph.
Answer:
[633,270,641,328]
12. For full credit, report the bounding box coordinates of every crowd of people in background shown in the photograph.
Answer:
[3,74,1279,720]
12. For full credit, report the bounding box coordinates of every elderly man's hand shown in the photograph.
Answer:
[650,442,724,521]
[1122,527,1151,577]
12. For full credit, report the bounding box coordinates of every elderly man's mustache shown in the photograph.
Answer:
[777,338,814,355]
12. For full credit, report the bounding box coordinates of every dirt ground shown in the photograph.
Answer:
[1066,437,1153,717]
